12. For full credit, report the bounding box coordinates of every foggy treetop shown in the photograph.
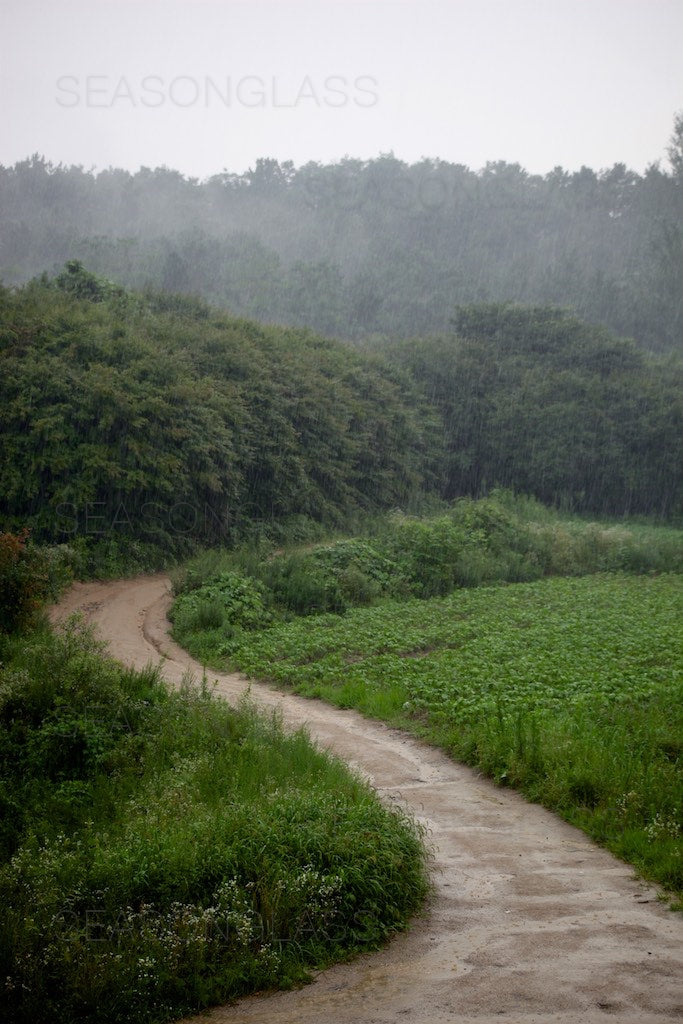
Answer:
[2,118,682,352]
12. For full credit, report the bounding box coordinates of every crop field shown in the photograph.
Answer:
[218,574,682,897]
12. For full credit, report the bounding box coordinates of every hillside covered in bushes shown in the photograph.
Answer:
[0,264,680,571]
[0,263,433,566]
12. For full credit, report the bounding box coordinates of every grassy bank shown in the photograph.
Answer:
[0,622,428,1023]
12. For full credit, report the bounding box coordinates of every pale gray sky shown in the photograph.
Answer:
[1,0,681,178]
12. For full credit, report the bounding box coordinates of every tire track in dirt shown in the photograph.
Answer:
[52,575,683,1024]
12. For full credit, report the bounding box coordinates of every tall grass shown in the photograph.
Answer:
[0,621,428,1024]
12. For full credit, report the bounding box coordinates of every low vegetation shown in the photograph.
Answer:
[169,498,683,900]
[170,493,682,635]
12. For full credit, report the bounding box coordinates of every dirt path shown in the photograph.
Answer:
[52,575,683,1024]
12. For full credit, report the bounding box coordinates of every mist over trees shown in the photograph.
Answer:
[1,116,682,352]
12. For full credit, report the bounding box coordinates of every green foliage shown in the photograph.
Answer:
[265,555,347,616]
[1,272,679,585]
[260,541,408,616]
[374,495,683,595]
[384,306,682,518]
[213,573,682,896]
[2,143,683,352]
[171,507,682,895]
[170,572,271,636]
[0,531,74,633]
[170,499,683,661]
[54,259,126,303]
[0,622,428,1022]
[0,272,433,569]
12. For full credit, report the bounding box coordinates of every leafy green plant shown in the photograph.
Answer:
[170,572,271,636]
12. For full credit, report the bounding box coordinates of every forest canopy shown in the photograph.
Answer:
[1,127,682,352]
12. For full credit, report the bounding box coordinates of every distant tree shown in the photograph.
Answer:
[54,259,123,302]
[667,111,683,181]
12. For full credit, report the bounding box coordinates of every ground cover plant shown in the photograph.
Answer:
[170,503,682,900]
[0,619,428,1024]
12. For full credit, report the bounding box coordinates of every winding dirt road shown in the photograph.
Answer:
[52,574,683,1024]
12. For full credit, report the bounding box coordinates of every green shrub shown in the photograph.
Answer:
[0,532,75,634]
[266,556,347,616]
[170,572,271,635]
[338,565,381,605]
[0,622,428,1023]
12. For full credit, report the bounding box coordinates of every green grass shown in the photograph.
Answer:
[0,621,428,1024]
[180,573,682,900]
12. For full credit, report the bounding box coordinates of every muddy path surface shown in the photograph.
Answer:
[52,575,683,1024]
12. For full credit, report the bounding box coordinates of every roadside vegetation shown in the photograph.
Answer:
[0,536,428,1023]
[169,496,683,901]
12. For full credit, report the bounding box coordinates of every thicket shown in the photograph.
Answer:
[1,271,680,571]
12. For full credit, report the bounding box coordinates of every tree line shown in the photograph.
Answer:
[0,266,679,565]
[1,114,681,352]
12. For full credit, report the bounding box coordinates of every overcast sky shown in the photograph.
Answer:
[1,0,681,179]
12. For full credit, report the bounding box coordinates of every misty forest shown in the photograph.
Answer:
[1,118,682,556]
[2,118,683,353]
[0,116,681,1023]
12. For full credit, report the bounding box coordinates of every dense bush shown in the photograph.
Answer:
[169,572,272,636]
[0,274,433,564]
[0,623,428,1023]
[0,531,73,634]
